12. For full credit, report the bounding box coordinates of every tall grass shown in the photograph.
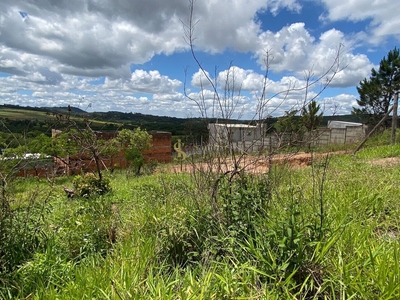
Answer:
[1,141,400,299]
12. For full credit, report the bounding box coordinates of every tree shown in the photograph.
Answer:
[273,102,323,148]
[274,110,303,146]
[300,100,323,149]
[301,100,323,132]
[115,128,152,175]
[274,110,304,133]
[353,47,400,125]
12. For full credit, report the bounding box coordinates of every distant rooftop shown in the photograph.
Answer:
[208,123,258,128]
[328,120,363,129]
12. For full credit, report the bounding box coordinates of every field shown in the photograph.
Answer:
[1,136,400,299]
[0,106,121,128]
[0,107,50,121]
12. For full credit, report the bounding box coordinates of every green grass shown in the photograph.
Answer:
[0,107,121,127]
[2,139,400,299]
[0,108,50,120]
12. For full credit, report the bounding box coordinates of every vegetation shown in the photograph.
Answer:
[0,131,400,298]
[0,104,364,141]
[115,128,153,175]
[1,6,395,297]
[0,104,208,137]
[301,100,323,132]
[353,47,400,125]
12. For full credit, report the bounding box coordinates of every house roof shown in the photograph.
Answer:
[208,123,258,129]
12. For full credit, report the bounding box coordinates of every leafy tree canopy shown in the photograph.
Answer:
[115,128,152,175]
[274,110,302,133]
[353,47,400,124]
[116,128,152,151]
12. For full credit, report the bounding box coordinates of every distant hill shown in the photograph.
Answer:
[0,104,209,137]
[0,104,365,137]
[43,106,88,114]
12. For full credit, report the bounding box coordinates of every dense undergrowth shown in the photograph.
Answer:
[1,139,400,299]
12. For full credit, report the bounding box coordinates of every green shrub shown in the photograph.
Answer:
[154,175,273,269]
[73,173,111,198]
[53,197,116,260]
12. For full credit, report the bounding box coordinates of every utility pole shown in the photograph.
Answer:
[391,93,399,145]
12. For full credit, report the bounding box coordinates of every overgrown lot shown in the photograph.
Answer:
[1,142,400,299]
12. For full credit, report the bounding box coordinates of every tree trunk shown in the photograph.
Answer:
[354,105,394,154]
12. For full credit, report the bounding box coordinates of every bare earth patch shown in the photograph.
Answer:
[166,151,347,174]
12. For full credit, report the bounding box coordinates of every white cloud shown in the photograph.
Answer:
[0,0,389,118]
[191,69,213,88]
[319,0,400,43]
[255,24,374,88]
[126,70,182,94]
[322,94,359,116]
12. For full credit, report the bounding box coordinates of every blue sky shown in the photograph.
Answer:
[0,0,399,119]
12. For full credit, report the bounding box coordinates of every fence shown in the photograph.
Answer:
[198,125,367,154]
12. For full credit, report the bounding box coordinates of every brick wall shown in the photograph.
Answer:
[144,131,172,163]
[51,129,172,176]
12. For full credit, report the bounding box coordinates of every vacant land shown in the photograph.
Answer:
[1,141,400,299]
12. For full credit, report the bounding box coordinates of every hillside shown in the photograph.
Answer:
[0,104,206,136]
[0,104,364,137]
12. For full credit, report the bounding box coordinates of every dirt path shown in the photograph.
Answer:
[164,151,349,174]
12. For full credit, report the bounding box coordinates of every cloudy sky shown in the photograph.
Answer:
[0,0,398,119]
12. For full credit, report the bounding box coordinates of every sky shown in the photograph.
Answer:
[0,0,399,119]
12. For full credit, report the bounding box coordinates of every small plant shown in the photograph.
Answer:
[125,148,145,176]
[115,128,152,176]
[73,173,111,198]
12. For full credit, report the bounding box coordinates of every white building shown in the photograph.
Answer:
[327,120,363,129]
[208,123,264,146]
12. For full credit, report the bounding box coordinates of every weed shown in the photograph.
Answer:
[73,173,111,198]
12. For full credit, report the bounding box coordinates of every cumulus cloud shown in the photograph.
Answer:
[257,23,314,72]
[0,0,302,78]
[255,24,375,88]
[0,0,388,118]
[319,0,400,43]
[0,1,188,79]
[322,94,359,115]
[124,69,181,94]
[187,67,331,119]
[191,69,213,89]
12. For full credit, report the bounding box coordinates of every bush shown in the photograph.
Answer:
[53,197,116,260]
[73,173,111,198]
[154,175,273,269]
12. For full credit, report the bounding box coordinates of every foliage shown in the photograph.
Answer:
[124,148,145,174]
[2,141,400,298]
[274,110,304,146]
[14,244,75,295]
[301,100,323,132]
[353,47,400,125]
[116,128,152,175]
[116,128,152,151]
[0,176,53,282]
[73,173,111,198]
[274,110,302,133]
[0,129,55,281]
[51,194,116,261]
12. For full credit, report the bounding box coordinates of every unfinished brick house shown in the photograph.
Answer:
[52,129,171,175]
